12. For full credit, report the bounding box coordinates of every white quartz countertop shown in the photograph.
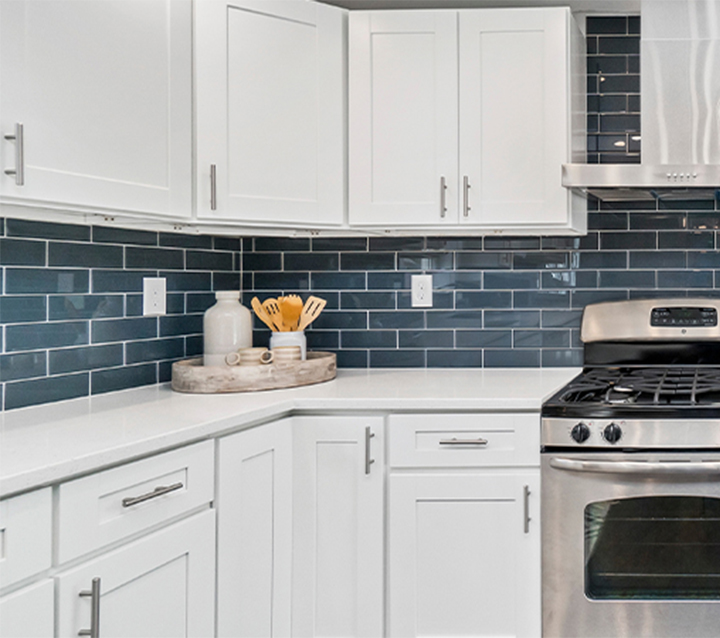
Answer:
[0,367,579,498]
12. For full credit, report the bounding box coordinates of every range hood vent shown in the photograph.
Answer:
[564,0,720,201]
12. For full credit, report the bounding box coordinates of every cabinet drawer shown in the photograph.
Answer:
[58,440,214,564]
[0,488,52,589]
[388,413,540,468]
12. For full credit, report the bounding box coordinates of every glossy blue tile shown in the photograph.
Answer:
[1,239,46,266]
[336,350,368,368]
[629,251,686,269]
[186,250,234,271]
[484,237,540,251]
[91,317,157,343]
[91,363,157,395]
[159,232,212,249]
[367,273,407,290]
[455,252,511,270]
[587,16,629,34]
[49,242,122,268]
[313,311,368,330]
[306,331,339,350]
[312,237,367,251]
[213,237,242,251]
[484,349,540,368]
[186,293,216,314]
[369,311,423,330]
[162,272,213,292]
[49,344,123,374]
[455,291,511,309]
[0,352,46,382]
[398,252,453,271]
[186,335,203,357]
[514,330,570,348]
[431,272,483,290]
[159,314,203,337]
[426,237,483,250]
[588,213,628,230]
[427,350,483,367]
[484,310,540,329]
[253,272,309,291]
[5,373,89,410]
[93,226,157,246]
[126,338,185,363]
[513,291,570,308]
[213,272,241,291]
[629,213,686,230]
[285,252,339,271]
[484,272,540,290]
[341,253,395,270]
[49,295,123,320]
[542,310,583,328]
[341,292,395,310]
[369,237,424,251]
[254,237,310,252]
[687,214,720,230]
[92,270,155,293]
[542,349,584,367]
[599,270,655,288]
[658,270,713,289]
[455,330,512,348]
[426,311,483,329]
[6,321,89,351]
[370,349,425,368]
[542,271,597,289]
[513,252,569,269]
[243,253,282,271]
[126,246,183,270]
[658,231,714,249]
[6,268,89,294]
[6,218,90,241]
[571,290,629,308]
[341,331,397,348]
[688,252,720,269]
[0,296,47,324]
[601,232,656,250]
[398,330,454,349]
[398,291,453,309]
[311,272,366,290]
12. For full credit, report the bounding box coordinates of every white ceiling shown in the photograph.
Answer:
[317,0,640,13]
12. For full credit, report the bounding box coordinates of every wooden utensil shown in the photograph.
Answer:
[251,297,278,331]
[262,298,284,331]
[297,296,327,331]
[279,294,304,331]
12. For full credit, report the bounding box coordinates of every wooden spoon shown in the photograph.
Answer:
[262,298,284,331]
[279,294,304,331]
[297,296,327,331]
[251,297,278,331]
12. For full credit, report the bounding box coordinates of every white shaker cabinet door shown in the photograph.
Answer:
[0,0,192,218]
[458,8,574,228]
[292,415,384,638]
[0,580,54,638]
[389,472,541,638]
[217,421,293,638]
[56,510,215,638]
[349,11,458,226]
[195,0,344,227]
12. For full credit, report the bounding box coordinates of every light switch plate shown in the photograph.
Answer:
[411,274,433,308]
[143,277,167,316]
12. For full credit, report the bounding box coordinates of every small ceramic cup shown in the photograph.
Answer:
[269,330,306,360]
[226,347,273,366]
[272,345,302,364]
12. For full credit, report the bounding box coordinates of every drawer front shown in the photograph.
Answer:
[0,488,52,589]
[58,440,214,564]
[388,413,540,468]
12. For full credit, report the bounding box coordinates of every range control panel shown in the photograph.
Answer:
[651,306,718,327]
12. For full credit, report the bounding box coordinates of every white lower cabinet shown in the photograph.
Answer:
[387,413,542,638]
[292,415,385,638]
[0,580,54,638]
[56,509,215,638]
[217,420,293,638]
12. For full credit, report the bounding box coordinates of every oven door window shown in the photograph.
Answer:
[585,496,720,599]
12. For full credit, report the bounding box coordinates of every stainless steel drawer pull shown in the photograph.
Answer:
[78,577,101,638]
[121,481,183,508]
[439,437,488,446]
[440,176,447,218]
[462,175,470,217]
[523,485,531,534]
[4,123,24,186]
[210,164,217,210]
[365,426,375,475]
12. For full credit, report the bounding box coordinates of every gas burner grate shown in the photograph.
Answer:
[558,367,720,406]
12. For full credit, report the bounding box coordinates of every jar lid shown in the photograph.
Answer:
[215,290,240,300]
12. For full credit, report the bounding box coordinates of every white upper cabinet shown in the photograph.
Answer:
[195,0,345,228]
[0,0,192,218]
[349,8,586,234]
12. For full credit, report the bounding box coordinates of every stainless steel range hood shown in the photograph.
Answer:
[563,0,720,201]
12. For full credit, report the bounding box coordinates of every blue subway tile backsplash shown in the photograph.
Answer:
[3,14,714,410]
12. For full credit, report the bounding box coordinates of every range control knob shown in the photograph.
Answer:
[570,422,591,443]
[603,423,622,444]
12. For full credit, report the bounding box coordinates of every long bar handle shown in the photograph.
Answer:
[462,175,470,217]
[78,577,101,638]
[365,426,375,475]
[440,176,447,218]
[523,485,531,534]
[550,457,720,475]
[210,164,217,210]
[439,437,488,446]
[4,123,24,186]
[121,482,183,508]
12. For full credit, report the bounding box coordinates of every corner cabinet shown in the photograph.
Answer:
[0,0,193,219]
[195,0,346,228]
[349,8,586,235]
[387,413,542,637]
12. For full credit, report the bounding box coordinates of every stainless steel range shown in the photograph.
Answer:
[542,298,720,638]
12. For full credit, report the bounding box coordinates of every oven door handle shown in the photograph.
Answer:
[549,457,720,475]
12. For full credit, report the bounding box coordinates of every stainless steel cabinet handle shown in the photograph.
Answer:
[121,481,183,508]
[210,164,217,211]
[523,485,531,534]
[439,437,488,446]
[4,123,24,185]
[440,176,447,218]
[462,175,470,217]
[78,577,101,638]
[365,426,375,475]
[550,457,720,475]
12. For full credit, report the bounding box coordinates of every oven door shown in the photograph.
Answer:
[542,452,720,638]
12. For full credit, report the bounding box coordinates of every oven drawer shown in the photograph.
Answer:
[388,413,540,468]
[57,440,214,564]
[0,488,52,589]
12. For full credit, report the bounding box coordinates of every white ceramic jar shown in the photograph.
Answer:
[203,291,252,366]
[270,330,306,360]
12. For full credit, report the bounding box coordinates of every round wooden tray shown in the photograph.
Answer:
[171,351,337,394]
